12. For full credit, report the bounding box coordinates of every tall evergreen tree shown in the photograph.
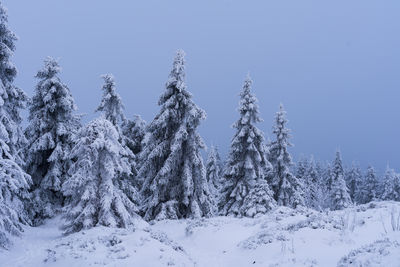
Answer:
[345,163,362,202]
[0,4,27,163]
[95,75,138,203]
[62,118,139,234]
[206,145,222,201]
[360,165,380,203]
[304,157,320,209]
[220,75,275,217]
[295,157,309,185]
[315,162,331,210]
[0,2,31,247]
[213,145,224,177]
[329,151,352,210]
[25,58,81,223]
[269,104,304,208]
[138,50,213,220]
[382,166,400,201]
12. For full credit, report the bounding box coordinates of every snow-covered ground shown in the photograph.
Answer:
[1,201,400,267]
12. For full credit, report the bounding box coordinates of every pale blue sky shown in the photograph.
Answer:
[4,0,400,171]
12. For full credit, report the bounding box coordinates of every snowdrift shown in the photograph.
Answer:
[1,201,400,267]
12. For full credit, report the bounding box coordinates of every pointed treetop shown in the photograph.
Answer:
[96,74,125,126]
[236,74,262,127]
[168,49,186,90]
[272,103,291,147]
[35,57,61,79]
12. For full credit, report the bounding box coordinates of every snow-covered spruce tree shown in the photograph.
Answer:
[315,162,331,209]
[382,166,400,201]
[304,157,320,209]
[268,104,304,208]
[0,3,28,164]
[96,74,125,128]
[25,58,81,223]
[295,157,309,184]
[122,114,146,156]
[206,145,222,204]
[138,50,213,220]
[220,75,275,217]
[214,145,225,175]
[62,118,139,234]
[345,163,362,202]
[95,74,139,200]
[360,165,380,203]
[0,2,31,248]
[329,151,352,210]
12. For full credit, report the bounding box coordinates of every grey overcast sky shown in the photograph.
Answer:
[3,0,400,171]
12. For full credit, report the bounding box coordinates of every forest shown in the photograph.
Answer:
[0,2,399,266]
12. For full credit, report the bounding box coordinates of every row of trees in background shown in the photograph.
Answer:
[0,1,399,249]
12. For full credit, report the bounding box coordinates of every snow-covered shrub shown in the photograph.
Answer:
[337,239,400,267]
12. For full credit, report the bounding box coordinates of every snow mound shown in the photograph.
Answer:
[337,238,400,267]
[45,226,194,267]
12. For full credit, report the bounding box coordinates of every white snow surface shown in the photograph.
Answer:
[1,201,400,267]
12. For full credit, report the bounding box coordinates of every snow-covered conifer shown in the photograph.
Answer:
[360,165,380,203]
[329,151,352,210]
[268,104,304,208]
[0,2,31,247]
[0,3,28,163]
[382,166,400,201]
[220,75,275,217]
[138,50,213,220]
[206,145,222,202]
[304,157,320,209]
[25,58,81,222]
[95,74,139,197]
[345,163,362,202]
[62,118,139,234]
[214,146,225,175]
[295,157,309,184]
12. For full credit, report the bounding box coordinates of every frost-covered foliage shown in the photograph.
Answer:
[358,165,380,204]
[0,3,28,164]
[382,166,400,201]
[330,151,352,210]
[268,104,304,208]
[0,158,31,249]
[138,50,213,221]
[0,2,32,248]
[295,157,309,185]
[25,58,81,223]
[62,118,139,234]
[345,163,362,202]
[96,74,125,128]
[95,75,138,197]
[220,75,275,217]
[122,115,146,156]
[206,145,222,201]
